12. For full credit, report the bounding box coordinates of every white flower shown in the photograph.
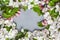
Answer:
[27,32,32,38]
[49,25,56,30]
[2,28,8,34]
[22,39,25,40]
[0,33,4,39]
[51,35,56,38]
[44,12,50,18]
[4,20,12,27]
[18,39,21,40]
[21,28,24,32]
[34,0,40,5]
[8,29,18,39]
[9,0,14,6]
[47,20,53,24]
[57,23,60,28]
[12,23,16,27]
[21,1,28,6]
[58,18,60,22]
[37,37,43,40]
[28,4,34,9]
[13,2,19,7]
[21,38,26,40]
[42,8,48,13]
[25,37,29,40]
[29,0,33,2]
[40,1,45,5]
[0,19,4,25]
[5,35,9,38]
[0,37,5,40]
[55,4,59,12]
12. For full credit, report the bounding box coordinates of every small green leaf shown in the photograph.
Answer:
[58,28,60,31]
[30,1,34,4]
[4,26,12,32]
[12,7,19,13]
[18,0,21,2]
[33,38,37,40]
[33,5,43,16]
[52,0,59,3]
[45,25,50,30]
[2,7,19,18]
[2,0,9,5]
[13,0,16,2]
[10,7,19,16]
[2,13,11,18]
[15,32,25,40]
[49,8,59,18]
[5,38,9,40]
[23,6,28,11]
[37,22,43,27]
[48,1,55,6]
[24,29,28,32]
[0,25,1,29]
[25,33,28,37]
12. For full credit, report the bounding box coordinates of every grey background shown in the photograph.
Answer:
[13,9,44,31]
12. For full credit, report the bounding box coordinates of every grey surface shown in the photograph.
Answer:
[13,9,44,31]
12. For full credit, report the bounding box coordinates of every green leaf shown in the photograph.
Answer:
[15,32,25,40]
[18,0,21,2]
[12,7,19,13]
[49,8,59,18]
[23,6,28,11]
[2,7,19,18]
[33,5,43,16]
[1,0,9,5]
[4,26,12,32]
[0,25,1,29]
[37,22,43,27]
[33,38,37,40]
[30,1,34,4]
[52,0,59,3]
[25,33,28,37]
[45,25,50,30]
[48,1,55,6]
[13,0,16,2]
[2,13,11,18]
[24,29,28,32]
[5,38,9,40]
[58,28,60,31]
[1,5,7,10]
[11,7,19,14]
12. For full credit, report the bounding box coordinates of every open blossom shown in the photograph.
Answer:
[8,29,18,39]
[0,18,18,39]
[55,4,60,12]
[0,19,4,25]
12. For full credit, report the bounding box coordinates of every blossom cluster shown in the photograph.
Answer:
[0,18,60,40]
[0,0,60,40]
[0,18,18,40]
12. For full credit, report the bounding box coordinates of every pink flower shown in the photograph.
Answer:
[42,19,48,26]
[17,11,20,15]
[15,11,20,17]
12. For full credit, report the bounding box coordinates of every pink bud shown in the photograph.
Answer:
[42,19,48,26]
